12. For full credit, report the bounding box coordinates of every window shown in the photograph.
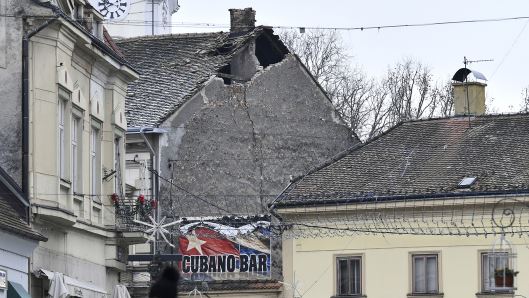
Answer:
[90,122,101,200]
[336,256,362,296]
[58,89,69,180]
[412,254,439,294]
[481,252,511,292]
[114,136,122,193]
[71,114,82,193]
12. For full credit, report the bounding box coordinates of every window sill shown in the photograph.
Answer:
[476,292,515,298]
[331,296,366,298]
[60,178,71,188]
[93,196,102,204]
[407,294,443,298]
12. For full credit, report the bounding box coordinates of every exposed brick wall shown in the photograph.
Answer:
[229,8,256,33]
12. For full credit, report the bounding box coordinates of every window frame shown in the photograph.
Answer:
[58,88,71,181]
[113,132,124,194]
[71,109,83,194]
[90,119,102,202]
[334,254,363,297]
[480,251,513,293]
[411,253,440,295]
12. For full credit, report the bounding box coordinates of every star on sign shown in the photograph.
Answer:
[134,216,181,248]
[185,233,207,255]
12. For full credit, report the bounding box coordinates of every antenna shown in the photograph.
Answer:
[463,56,494,68]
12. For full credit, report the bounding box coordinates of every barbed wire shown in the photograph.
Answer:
[277,194,529,239]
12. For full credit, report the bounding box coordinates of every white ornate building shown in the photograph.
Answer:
[88,0,180,38]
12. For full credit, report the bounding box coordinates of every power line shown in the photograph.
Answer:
[103,15,529,31]
[490,18,529,79]
[131,159,238,215]
[7,13,529,31]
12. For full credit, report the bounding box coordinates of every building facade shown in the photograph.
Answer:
[0,168,46,298]
[87,0,180,38]
[0,0,140,297]
[117,8,357,297]
[273,80,529,298]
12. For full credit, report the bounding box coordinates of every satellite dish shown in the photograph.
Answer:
[452,67,487,82]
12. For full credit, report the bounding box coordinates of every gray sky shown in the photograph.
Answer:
[172,0,529,112]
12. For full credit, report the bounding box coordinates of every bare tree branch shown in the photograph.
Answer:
[281,31,454,141]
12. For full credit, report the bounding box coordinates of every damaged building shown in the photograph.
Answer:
[117,8,357,297]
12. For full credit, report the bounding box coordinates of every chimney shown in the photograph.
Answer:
[229,8,256,33]
[452,81,487,116]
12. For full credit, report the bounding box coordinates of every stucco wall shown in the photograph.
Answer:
[31,222,108,288]
[0,0,51,186]
[159,54,355,217]
[284,233,529,298]
[157,53,355,282]
[0,230,38,293]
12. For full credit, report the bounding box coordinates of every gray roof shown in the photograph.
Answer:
[0,196,45,241]
[116,27,287,128]
[276,114,529,207]
[0,162,46,241]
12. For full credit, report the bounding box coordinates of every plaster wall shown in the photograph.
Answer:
[285,233,529,298]
[0,230,39,292]
[25,15,134,297]
[159,54,355,217]
[31,222,108,288]
[156,53,354,284]
[180,291,281,298]
[104,0,178,38]
[453,82,486,116]
[0,0,52,186]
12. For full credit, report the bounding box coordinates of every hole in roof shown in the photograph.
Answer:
[255,33,286,68]
[458,176,477,188]
[216,42,234,54]
[217,64,232,85]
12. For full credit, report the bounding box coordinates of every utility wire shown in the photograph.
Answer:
[104,15,529,30]
[490,18,529,79]
[5,14,529,31]
[131,159,237,215]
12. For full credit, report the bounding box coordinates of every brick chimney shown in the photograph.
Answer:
[452,82,487,116]
[229,8,256,33]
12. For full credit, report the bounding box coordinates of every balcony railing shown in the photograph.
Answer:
[114,194,157,232]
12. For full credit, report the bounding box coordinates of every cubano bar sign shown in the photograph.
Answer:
[178,221,271,278]
[181,254,268,273]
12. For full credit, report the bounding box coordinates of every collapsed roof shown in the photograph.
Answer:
[115,27,289,128]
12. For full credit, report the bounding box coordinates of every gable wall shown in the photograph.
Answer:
[159,54,355,217]
[157,54,355,280]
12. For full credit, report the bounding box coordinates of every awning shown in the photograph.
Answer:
[36,269,108,298]
[7,282,31,298]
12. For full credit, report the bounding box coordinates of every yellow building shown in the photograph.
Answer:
[273,81,529,298]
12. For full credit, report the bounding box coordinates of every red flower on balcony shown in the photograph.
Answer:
[111,193,119,206]
[150,199,158,209]
[138,194,145,205]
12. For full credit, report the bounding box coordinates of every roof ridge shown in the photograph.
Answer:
[402,112,529,125]
[114,31,227,43]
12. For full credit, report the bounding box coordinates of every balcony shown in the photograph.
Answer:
[112,193,154,244]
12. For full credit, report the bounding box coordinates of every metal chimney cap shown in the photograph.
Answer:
[452,67,487,82]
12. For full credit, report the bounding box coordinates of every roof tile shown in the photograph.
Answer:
[277,114,529,205]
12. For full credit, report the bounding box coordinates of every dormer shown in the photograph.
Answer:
[57,0,86,20]
[83,3,105,40]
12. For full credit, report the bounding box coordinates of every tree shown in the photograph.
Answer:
[521,86,529,113]
[281,30,454,140]
[280,30,348,94]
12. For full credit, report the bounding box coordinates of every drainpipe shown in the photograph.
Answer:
[22,16,59,222]
[139,127,159,219]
